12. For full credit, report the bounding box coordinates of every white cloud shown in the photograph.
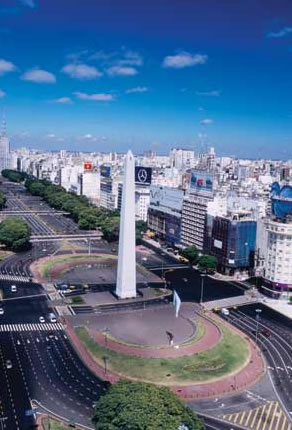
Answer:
[52,97,73,104]
[61,63,102,80]
[162,52,208,68]
[0,59,16,76]
[106,66,138,76]
[83,134,93,139]
[74,92,115,101]
[46,133,56,138]
[196,90,221,97]
[200,118,214,125]
[19,0,35,7]
[0,89,6,98]
[126,86,148,94]
[22,68,56,83]
[267,27,292,38]
[119,50,143,66]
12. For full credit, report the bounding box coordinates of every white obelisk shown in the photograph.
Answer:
[116,150,136,298]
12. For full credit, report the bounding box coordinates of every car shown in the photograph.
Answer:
[55,284,69,291]
[221,308,230,316]
[49,313,57,323]
[0,308,4,315]
[39,316,45,323]
[6,360,12,369]
[11,285,17,293]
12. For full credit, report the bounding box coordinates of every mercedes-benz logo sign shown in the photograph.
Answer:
[137,168,148,183]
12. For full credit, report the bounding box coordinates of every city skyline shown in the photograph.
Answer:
[1,0,292,158]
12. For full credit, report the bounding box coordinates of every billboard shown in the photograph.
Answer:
[135,166,152,185]
[150,185,184,213]
[190,170,214,195]
[83,162,93,171]
[100,165,111,178]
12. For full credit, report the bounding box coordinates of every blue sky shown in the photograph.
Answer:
[1,0,292,158]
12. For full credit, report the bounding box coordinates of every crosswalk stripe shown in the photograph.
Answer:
[275,410,283,430]
[262,402,274,430]
[0,323,63,332]
[0,275,30,282]
[282,416,287,430]
[269,402,279,430]
[256,404,267,430]
[250,405,260,428]
[239,411,246,425]
[245,409,253,427]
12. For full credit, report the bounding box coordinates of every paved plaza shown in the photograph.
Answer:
[68,304,197,346]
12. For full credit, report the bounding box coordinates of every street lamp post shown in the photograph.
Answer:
[255,308,262,344]
[103,327,109,347]
[102,355,108,375]
[200,274,206,305]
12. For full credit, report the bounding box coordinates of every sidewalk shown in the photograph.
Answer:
[262,298,292,320]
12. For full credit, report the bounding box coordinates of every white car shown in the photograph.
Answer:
[39,316,45,323]
[221,307,230,316]
[49,313,57,323]
[0,308,4,315]
[6,360,12,369]
[11,285,17,293]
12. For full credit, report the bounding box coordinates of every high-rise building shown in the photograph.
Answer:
[181,169,214,251]
[147,185,184,246]
[263,182,292,296]
[0,116,10,172]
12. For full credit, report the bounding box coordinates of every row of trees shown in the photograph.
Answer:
[92,380,205,430]
[181,245,217,272]
[0,217,31,251]
[1,169,28,183]
[24,176,120,241]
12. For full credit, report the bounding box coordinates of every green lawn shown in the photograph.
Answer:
[75,322,249,385]
[39,254,115,278]
[180,318,206,346]
[42,417,70,430]
[70,295,85,305]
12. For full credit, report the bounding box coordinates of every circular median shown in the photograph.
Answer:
[67,306,265,398]
[30,253,161,285]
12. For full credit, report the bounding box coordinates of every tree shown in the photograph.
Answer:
[0,217,31,251]
[1,169,27,183]
[92,381,205,430]
[29,182,46,197]
[136,220,147,244]
[181,246,199,266]
[197,255,217,272]
[101,216,120,242]
[0,192,6,209]
[78,209,99,230]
